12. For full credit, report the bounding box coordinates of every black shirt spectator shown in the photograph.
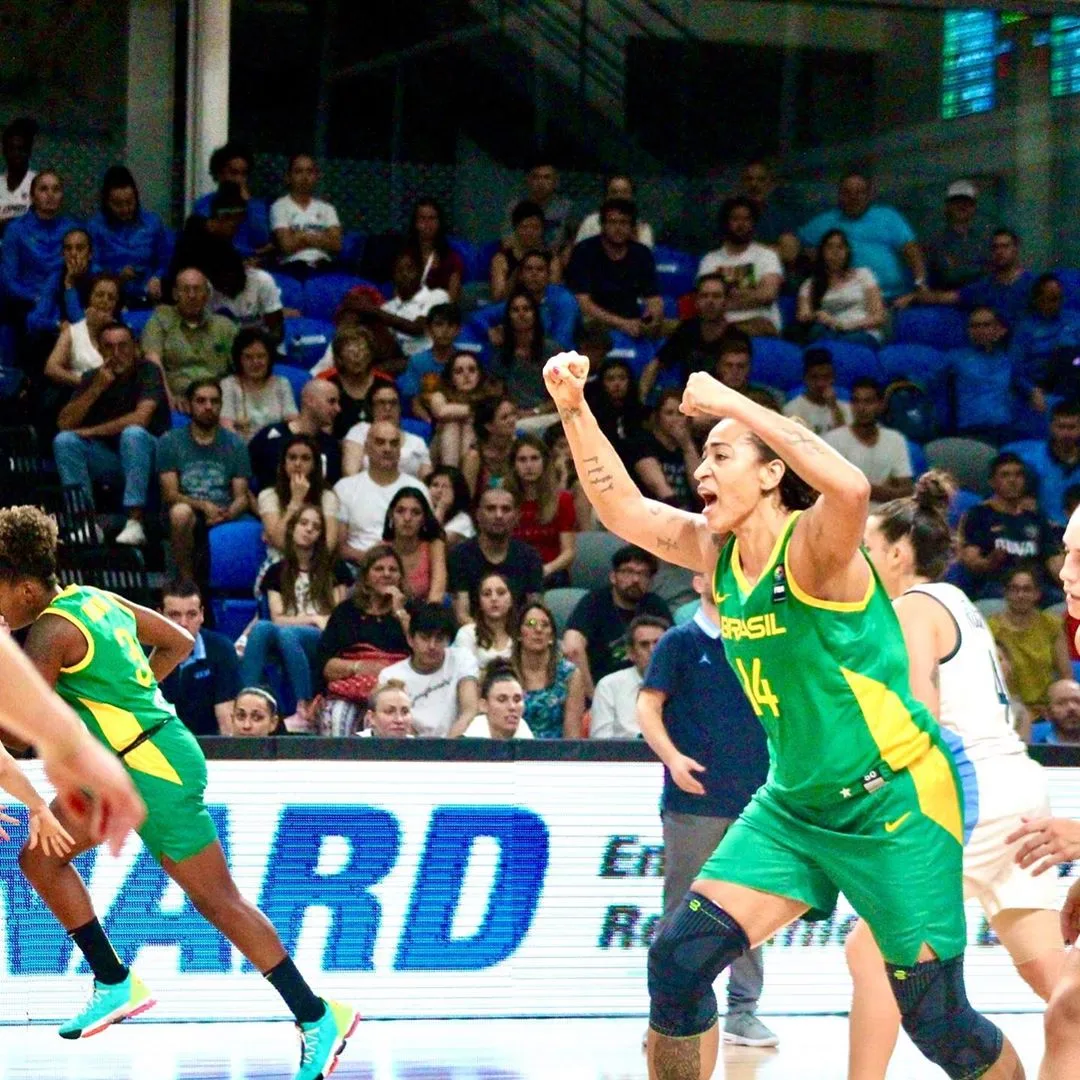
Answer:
[68,357,171,437]
[314,604,410,692]
[160,628,242,736]
[249,419,342,492]
[448,538,544,614]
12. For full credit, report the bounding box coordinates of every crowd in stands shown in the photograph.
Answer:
[5,117,1080,742]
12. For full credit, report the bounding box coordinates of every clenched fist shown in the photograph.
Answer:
[680,371,744,419]
[543,352,590,414]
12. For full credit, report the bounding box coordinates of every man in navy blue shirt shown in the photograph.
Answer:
[637,577,775,1047]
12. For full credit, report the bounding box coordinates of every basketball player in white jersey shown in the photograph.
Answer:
[846,471,1063,1080]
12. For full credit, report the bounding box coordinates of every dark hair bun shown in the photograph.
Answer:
[913,469,953,519]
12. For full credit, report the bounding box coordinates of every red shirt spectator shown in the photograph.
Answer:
[515,489,577,567]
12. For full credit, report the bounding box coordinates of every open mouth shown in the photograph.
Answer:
[698,488,718,509]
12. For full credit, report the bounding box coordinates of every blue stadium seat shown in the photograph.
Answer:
[448,237,483,284]
[893,307,967,350]
[777,294,796,332]
[270,272,305,312]
[401,417,433,441]
[607,332,657,379]
[339,231,366,269]
[211,598,259,642]
[879,344,948,387]
[281,317,335,370]
[170,410,190,429]
[475,240,502,283]
[750,337,803,392]
[948,488,982,529]
[653,245,697,298]
[275,363,312,404]
[924,437,998,494]
[1057,269,1080,311]
[811,340,883,389]
[301,273,374,322]
[124,308,154,338]
[907,438,927,478]
[209,518,267,594]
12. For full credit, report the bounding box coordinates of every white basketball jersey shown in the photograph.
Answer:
[905,582,1026,764]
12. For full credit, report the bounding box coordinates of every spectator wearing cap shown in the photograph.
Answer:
[698,197,783,337]
[799,169,926,303]
[589,615,668,739]
[377,602,479,737]
[899,228,1037,329]
[192,141,271,261]
[248,377,343,491]
[925,180,993,290]
[158,579,242,736]
[0,169,78,342]
[53,320,169,547]
[270,154,342,278]
[566,198,663,340]
[88,166,171,309]
[141,266,237,409]
[562,545,672,697]
[0,117,36,238]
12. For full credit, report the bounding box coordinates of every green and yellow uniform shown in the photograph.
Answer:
[700,512,968,965]
[42,585,217,863]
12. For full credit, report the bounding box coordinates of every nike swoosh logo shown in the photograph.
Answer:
[715,594,729,604]
[884,812,911,833]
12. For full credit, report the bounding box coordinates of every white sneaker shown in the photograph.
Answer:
[115,519,146,546]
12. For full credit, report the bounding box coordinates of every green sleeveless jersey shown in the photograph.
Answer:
[42,585,183,786]
[713,511,948,813]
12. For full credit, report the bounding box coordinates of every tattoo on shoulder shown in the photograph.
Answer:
[780,422,826,456]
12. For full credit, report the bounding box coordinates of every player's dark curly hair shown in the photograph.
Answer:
[746,434,818,511]
[873,469,955,580]
[0,506,59,586]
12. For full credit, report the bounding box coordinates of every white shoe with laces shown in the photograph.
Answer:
[115,519,146,546]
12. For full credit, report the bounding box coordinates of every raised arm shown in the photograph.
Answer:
[543,353,713,573]
[680,372,871,600]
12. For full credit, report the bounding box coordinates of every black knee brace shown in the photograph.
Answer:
[647,894,750,1038]
[886,956,1004,1079]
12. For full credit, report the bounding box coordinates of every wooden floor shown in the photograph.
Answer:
[0,1014,1049,1078]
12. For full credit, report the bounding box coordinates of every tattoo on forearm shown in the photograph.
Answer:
[930,664,940,689]
[654,1034,701,1080]
[657,535,678,552]
[779,422,827,456]
[560,406,582,423]
[585,460,615,494]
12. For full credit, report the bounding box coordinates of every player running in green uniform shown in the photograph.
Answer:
[0,506,357,1080]
[543,353,1022,1080]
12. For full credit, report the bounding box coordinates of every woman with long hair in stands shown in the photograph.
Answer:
[427,465,475,546]
[43,272,122,390]
[242,504,353,724]
[846,471,1063,1080]
[256,433,339,562]
[403,198,463,302]
[492,287,561,421]
[453,570,516,670]
[504,433,578,586]
[512,601,585,739]
[632,388,703,512]
[382,486,447,604]
[462,395,518,498]
[421,350,498,468]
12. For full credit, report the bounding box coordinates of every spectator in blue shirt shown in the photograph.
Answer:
[636,577,776,1048]
[0,169,78,344]
[89,165,171,308]
[192,141,271,261]
[1011,400,1080,529]
[397,302,462,403]
[898,228,1037,330]
[1010,273,1080,412]
[1029,679,1080,745]
[26,227,100,341]
[470,249,578,351]
[799,170,926,302]
[946,306,1015,445]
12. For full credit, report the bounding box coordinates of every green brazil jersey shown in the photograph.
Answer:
[713,511,962,841]
[42,585,184,786]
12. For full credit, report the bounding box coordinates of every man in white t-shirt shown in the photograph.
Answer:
[589,615,668,739]
[211,263,284,334]
[697,196,783,336]
[824,378,914,510]
[378,604,479,738]
[270,154,342,273]
[0,117,35,238]
[782,348,852,436]
[343,382,432,480]
[334,421,432,562]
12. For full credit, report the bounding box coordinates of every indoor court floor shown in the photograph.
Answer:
[0,1014,1049,1079]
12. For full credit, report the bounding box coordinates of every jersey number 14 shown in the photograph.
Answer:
[734,657,780,718]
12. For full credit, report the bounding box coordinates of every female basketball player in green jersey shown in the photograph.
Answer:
[543,353,1022,1080]
[0,506,357,1080]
